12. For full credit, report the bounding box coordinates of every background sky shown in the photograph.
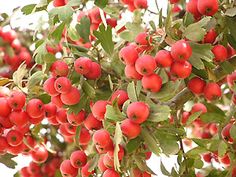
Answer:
[0,1,174,177]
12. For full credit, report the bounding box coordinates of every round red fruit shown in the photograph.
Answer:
[54,77,72,94]
[111,90,129,106]
[74,57,92,75]
[26,99,44,118]
[212,44,228,62]
[197,0,218,16]
[60,160,78,177]
[60,87,80,105]
[103,169,120,177]
[170,61,192,79]
[141,74,162,92]
[91,100,108,121]
[6,130,23,146]
[31,145,48,163]
[187,77,206,94]
[93,129,112,147]
[119,45,139,65]
[125,65,142,80]
[8,91,26,110]
[155,50,173,67]
[127,102,149,124]
[203,83,222,101]
[43,77,59,96]
[50,60,69,77]
[171,40,192,62]
[70,150,87,168]
[84,62,101,80]
[135,55,157,76]
[0,97,11,117]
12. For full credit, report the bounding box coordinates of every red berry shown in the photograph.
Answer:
[81,163,94,177]
[54,77,72,94]
[121,119,141,139]
[203,29,217,44]
[6,130,23,146]
[26,99,44,118]
[187,77,206,94]
[84,62,101,80]
[221,123,233,144]
[31,145,48,163]
[0,136,9,152]
[171,40,192,62]
[84,113,102,130]
[103,169,120,177]
[191,103,207,114]
[170,0,180,4]
[0,97,11,117]
[106,18,117,28]
[70,150,87,168]
[60,160,78,177]
[203,83,222,101]
[8,91,26,110]
[107,145,125,161]
[93,129,112,147]
[91,100,108,121]
[51,95,63,108]
[60,87,80,105]
[170,61,192,79]
[88,7,102,24]
[74,57,92,75]
[79,127,91,145]
[135,55,157,76]
[219,153,230,166]
[119,45,139,65]
[212,44,228,62]
[155,50,173,67]
[197,0,218,16]
[53,0,66,7]
[44,103,57,118]
[67,110,86,126]
[186,0,201,19]
[125,65,142,80]
[181,112,191,124]
[43,77,59,96]
[98,155,108,172]
[9,110,29,127]
[56,108,68,124]
[111,90,129,106]
[50,60,69,77]
[141,74,162,92]
[103,154,114,169]
[135,32,150,45]
[127,102,149,124]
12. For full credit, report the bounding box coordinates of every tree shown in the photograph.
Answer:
[0,0,236,176]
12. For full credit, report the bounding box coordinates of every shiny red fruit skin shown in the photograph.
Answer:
[212,44,228,62]
[26,99,44,118]
[134,0,147,9]
[60,160,78,177]
[171,40,192,62]
[191,103,207,114]
[135,32,150,45]
[84,62,101,80]
[203,29,217,43]
[125,65,143,80]
[60,87,80,105]
[9,110,29,127]
[74,57,92,75]
[53,0,66,7]
[181,111,191,124]
[81,163,94,177]
[0,136,9,152]
[91,100,108,121]
[54,77,72,94]
[135,55,157,76]
[79,127,91,145]
[141,74,162,92]
[51,95,63,108]
[127,102,149,124]
[88,7,102,24]
[0,97,11,117]
[187,77,206,94]
[31,145,48,163]
[56,108,67,124]
[98,155,108,172]
[170,61,192,79]
[67,110,86,126]
[119,45,139,65]
[197,0,218,16]
[70,150,87,168]
[84,113,102,130]
[44,103,57,118]
[202,153,212,163]
[170,0,180,4]
[186,0,201,19]
[43,77,59,96]
[50,60,69,77]
[6,130,23,146]
[111,90,129,106]
[203,83,222,101]
[221,123,234,144]
[155,50,173,67]
[103,153,114,169]
[219,153,230,166]
[93,129,112,147]
[8,91,26,110]
[103,169,120,177]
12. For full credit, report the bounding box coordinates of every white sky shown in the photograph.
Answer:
[0,1,172,177]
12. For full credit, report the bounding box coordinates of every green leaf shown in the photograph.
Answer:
[200,112,224,123]
[126,137,142,153]
[186,111,202,126]
[14,172,20,177]
[127,81,138,102]
[95,0,108,8]
[186,147,208,158]
[114,122,122,172]
[55,170,63,177]
[67,0,81,6]
[159,8,163,28]
[105,104,125,121]
[21,4,36,15]
[67,94,88,114]
[13,63,28,88]
[141,128,160,156]
[27,71,45,90]
[183,17,211,42]
[226,17,236,41]
[158,69,169,84]
[120,22,143,42]
[33,41,47,64]
[204,103,225,116]
[225,7,236,17]
[74,126,81,147]
[93,25,114,55]
[51,22,66,43]
[194,158,204,169]
[218,141,228,157]
[230,124,236,139]
[160,161,171,176]
[220,60,235,74]
[148,105,170,122]
[76,17,91,43]
[49,5,73,22]
[0,154,17,169]
[227,34,236,49]
[82,81,96,98]
[88,154,99,171]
